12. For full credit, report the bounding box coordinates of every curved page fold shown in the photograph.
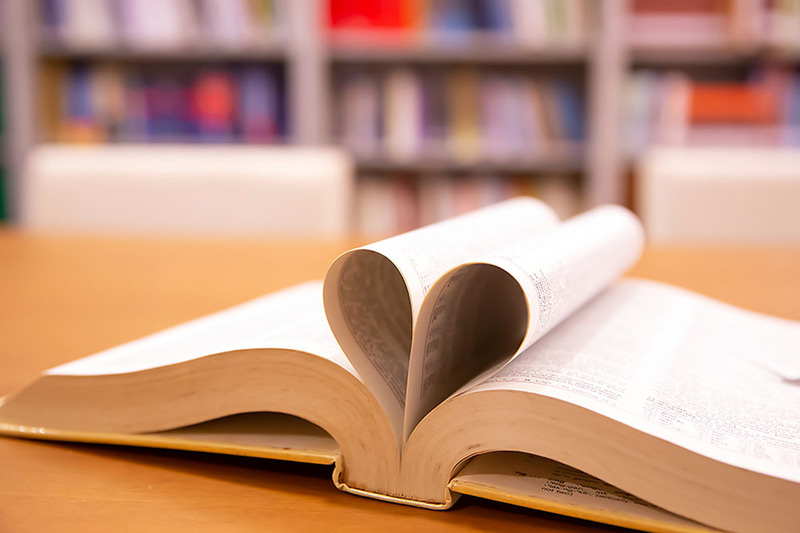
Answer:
[404,205,644,437]
[324,197,559,442]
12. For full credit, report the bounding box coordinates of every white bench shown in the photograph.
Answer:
[637,147,800,244]
[22,144,354,237]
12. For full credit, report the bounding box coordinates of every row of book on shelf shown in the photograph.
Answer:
[39,0,590,51]
[41,63,286,144]
[628,0,800,50]
[626,67,800,151]
[328,0,587,47]
[354,174,581,237]
[40,0,282,50]
[40,0,800,54]
[334,67,584,163]
[42,62,800,153]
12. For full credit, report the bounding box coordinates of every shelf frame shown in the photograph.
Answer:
[38,43,289,62]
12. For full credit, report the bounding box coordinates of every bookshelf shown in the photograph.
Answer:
[624,1,800,170]
[17,0,779,231]
[0,0,617,229]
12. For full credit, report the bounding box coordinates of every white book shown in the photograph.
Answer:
[510,0,547,48]
[120,0,196,50]
[338,70,381,157]
[62,0,116,49]
[384,68,422,162]
[201,0,251,48]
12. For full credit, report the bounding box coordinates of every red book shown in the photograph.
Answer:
[328,0,418,30]
[191,70,236,141]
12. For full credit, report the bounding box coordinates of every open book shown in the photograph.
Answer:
[1,198,799,533]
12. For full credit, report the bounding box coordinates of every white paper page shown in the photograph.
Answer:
[365,197,560,321]
[324,197,559,428]
[483,205,644,346]
[49,282,353,377]
[404,206,644,437]
[480,280,800,482]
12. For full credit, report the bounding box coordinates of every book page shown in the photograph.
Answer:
[479,280,800,482]
[49,282,353,377]
[323,198,559,436]
[364,198,558,310]
[404,206,644,437]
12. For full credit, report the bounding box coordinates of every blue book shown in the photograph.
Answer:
[430,0,474,41]
[40,0,66,42]
[552,81,585,142]
[481,0,512,32]
[65,65,95,124]
[237,66,281,142]
[782,74,800,146]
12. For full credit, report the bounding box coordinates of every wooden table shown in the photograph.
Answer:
[1,229,799,533]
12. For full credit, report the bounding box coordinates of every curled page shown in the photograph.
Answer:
[405,205,644,438]
[323,198,559,439]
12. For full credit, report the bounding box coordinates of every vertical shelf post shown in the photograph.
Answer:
[586,0,628,206]
[286,0,328,144]
[2,0,37,221]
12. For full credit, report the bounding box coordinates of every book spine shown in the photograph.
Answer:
[238,66,281,142]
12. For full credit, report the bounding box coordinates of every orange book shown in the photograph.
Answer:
[689,84,779,124]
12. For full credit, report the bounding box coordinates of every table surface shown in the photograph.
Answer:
[1,228,799,533]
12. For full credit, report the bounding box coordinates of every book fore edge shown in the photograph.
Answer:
[0,418,338,466]
[448,479,719,533]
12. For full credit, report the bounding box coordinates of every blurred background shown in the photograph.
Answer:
[1,0,799,242]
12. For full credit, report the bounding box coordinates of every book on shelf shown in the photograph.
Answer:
[326,0,587,48]
[2,198,800,533]
[39,0,283,51]
[41,62,286,144]
[335,65,585,164]
[446,67,481,160]
[327,0,420,34]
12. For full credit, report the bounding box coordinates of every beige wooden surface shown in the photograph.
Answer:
[1,228,798,532]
